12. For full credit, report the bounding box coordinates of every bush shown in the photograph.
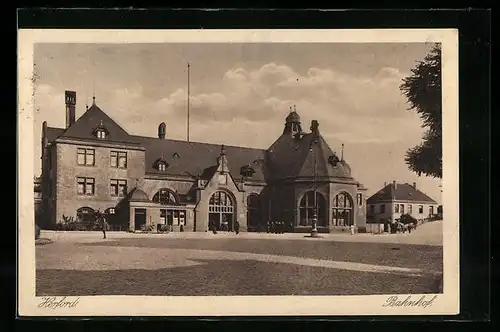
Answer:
[399,213,418,225]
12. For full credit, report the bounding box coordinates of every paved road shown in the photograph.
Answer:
[36,234,443,296]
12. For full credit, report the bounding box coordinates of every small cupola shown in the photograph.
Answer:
[283,105,302,137]
[93,120,109,139]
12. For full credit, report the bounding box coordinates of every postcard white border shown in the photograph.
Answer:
[18,29,459,316]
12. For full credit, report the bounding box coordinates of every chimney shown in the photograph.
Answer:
[413,182,417,190]
[393,180,397,189]
[65,91,76,128]
[158,122,166,139]
[310,120,319,136]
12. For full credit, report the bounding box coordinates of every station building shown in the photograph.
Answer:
[39,91,368,233]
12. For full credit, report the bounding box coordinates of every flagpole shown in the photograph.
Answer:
[187,62,190,143]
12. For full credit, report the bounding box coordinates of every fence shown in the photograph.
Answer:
[365,223,385,234]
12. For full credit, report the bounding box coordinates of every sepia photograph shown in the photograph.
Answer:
[18,29,459,316]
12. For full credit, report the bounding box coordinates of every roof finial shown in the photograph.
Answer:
[92,95,96,106]
[293,104,297,112]
[289,106,292,113]
[341,143,344,161]
[220,144,225,155]
[135,178,139,187]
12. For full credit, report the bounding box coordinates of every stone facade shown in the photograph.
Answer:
[39,91,368,233]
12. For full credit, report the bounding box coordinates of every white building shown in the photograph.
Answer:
[366,181,439,223]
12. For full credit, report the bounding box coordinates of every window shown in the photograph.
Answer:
[418,205,424,214]
[395,204,399,213]
[299,191,327,227]
[110,179,127,197]
[153,188,178,205]
[77,148,95,166]
[408,204,413,214]
[96,130,106,139]
[332,192,353,226]
[209,191,234,213]
[77,177,94,195]
[380,204,386,214]
[400,204,405,214]
[357,193,363,206]
[429,206,434,215]
[158,163,166,171]
[110,151,127,169]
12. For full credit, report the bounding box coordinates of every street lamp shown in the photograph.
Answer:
[310,138,319,237]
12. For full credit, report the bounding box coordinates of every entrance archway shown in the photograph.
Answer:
[208,191,235,231]
[332,192,353,226]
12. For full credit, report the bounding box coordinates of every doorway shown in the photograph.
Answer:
[134,208,147,231]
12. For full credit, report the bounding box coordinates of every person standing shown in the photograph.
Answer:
[101,213,109,239]
[234,220,240,235]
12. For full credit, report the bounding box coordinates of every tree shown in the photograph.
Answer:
[400,44,442,178]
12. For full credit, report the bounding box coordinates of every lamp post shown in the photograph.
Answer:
[310,138,319,237]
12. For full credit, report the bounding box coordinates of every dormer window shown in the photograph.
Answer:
[93,120,109,140]
[328,154,340,167]
[96,130,106,139]
[153,157,169,172]
[240,165,256,179]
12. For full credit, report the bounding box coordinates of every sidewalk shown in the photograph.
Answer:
[40,223,443,246]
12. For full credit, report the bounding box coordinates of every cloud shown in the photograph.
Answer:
[33,62,425,177]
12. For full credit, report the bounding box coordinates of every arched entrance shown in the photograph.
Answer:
[332,192,353,226]
[209,191,235,232]
[76,207,96,230]
[152,188,186,229]
[247,194,261,231]
[298,191,327,227]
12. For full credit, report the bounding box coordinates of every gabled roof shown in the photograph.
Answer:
[133,135,267,182]
[57,104,141,146]
[366,182,438,204]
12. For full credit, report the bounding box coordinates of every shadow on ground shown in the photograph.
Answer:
[37,258,443,297]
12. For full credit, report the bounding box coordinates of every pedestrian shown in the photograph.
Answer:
[235,220,240,235]
[350,224,354,235]
[97,211,109,239]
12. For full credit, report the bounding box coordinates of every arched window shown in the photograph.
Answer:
[332,192,353,226]
[76,206,95,223]
[209,191,234,213]
[299,191,327,227]
[152,188,178,205]
[208,191,235,232]
[247,194,261,228]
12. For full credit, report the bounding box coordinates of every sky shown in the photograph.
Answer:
[32,42,442,203]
